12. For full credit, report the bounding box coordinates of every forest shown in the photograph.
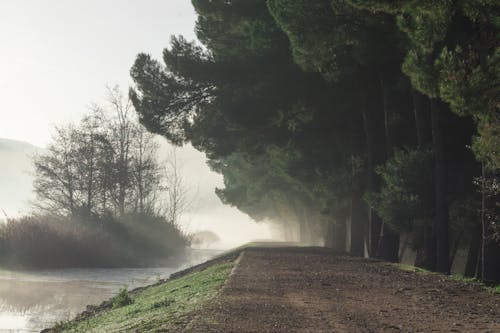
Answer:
[129,0,499,282]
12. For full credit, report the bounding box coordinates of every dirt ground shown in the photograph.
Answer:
[184,247,500,333]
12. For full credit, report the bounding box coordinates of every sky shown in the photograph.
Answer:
[0,0,196,146]
[0,0,272,247]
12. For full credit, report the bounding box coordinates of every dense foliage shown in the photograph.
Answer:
[130,1,499,281]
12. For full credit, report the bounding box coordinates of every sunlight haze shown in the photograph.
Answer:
[0,0,271,245]
[0,1,497,332]
[0,0,196,146]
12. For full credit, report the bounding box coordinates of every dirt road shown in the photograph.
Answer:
[184,247,500,333]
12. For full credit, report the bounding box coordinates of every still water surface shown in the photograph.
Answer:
[0,250,221,332]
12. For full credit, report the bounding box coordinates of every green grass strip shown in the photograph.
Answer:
[394,263,500,294]
[53,262,233,333]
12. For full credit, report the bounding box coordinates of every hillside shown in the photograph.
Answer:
[0,138,40,217]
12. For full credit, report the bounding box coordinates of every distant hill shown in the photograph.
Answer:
[0,138,41,217]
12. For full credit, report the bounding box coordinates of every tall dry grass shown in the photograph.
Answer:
[0,213,189,269]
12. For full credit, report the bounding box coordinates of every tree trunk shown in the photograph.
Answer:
[334,218,347,252]
[412,90,427,147]
[464,222,481,277]
[87,151,94,218]
[431,99,449,273]
[370,213,382,257]
[412,93,436,269]
[361,100,381,259]
[483,238,500,283]
[351,192,367,257]
[449,230,464,269]
[398,234,410,262]
[324,219,335,248]
[347,83,371,258]
[65,155,76,216]
[377,225,400,262]
[284,224,293,242]
[375,73,400,262]
[415,222,437,270]
[379,73,392,153]
[298,218,308,244]
[482,165,500,283]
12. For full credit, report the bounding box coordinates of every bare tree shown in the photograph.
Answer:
[162,148,190,226]
[131,128,162,215]
[33,125,80,216]
[75,114,105,217]
[32,86,190,227]
[105,86,135,217]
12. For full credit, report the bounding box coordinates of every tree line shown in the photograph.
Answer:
[0,87,190,268]
[129,1,499,281]
[33,86,188,225]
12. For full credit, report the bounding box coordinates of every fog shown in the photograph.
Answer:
[0,139,39,217]
[0,137,273,248]
[152,139,273,248]
[0,0,273,247]
[0,2,277,330]
[0,135,272,331]
[0,0,197,146]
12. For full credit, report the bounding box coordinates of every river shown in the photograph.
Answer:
[0,249,222,333]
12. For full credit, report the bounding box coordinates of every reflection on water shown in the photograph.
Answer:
[0,249,221,332]
[0,313,27,332]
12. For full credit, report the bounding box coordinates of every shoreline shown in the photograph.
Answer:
[41,246,244,332]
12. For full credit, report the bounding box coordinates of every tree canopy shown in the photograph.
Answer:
[130,0,500,281]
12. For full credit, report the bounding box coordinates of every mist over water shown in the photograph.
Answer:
[0,138,273,332]
[0,2,279,331]
[0,249,221,332]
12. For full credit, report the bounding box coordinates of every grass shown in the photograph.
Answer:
[394,263,500,294]
[449,274,480,284]
[50,261,233,333]
[450,274,500,294]
[111,288,133,308]
[490,285,500,294]
[0,213,189,269]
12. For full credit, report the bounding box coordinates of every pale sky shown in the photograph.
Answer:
[0,0,197,146]
[0,0,272,247]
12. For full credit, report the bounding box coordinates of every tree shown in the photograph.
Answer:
[268,0,410,260]
[351,0,499,276]
[191,230,220,248]
[163,148,191,226]
[128,0,498,281]
[131,128,162,215]
[33,87,174,221]
[33,125,80,216]
[367,148,435,267]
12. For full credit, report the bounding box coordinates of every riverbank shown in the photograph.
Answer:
[0,249,222,332]
[45,245,500,332]
[42,249,240,332]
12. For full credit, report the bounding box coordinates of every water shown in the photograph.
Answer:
[0,249,222,332]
